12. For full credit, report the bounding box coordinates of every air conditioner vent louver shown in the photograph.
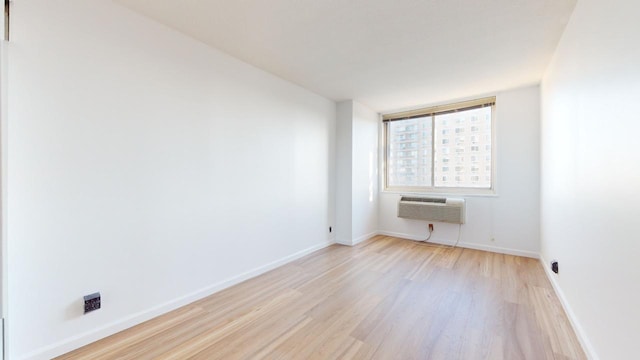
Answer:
[398,196,465,224]
[399,197,446,204]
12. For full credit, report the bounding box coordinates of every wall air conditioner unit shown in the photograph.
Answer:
[397,196,465,224]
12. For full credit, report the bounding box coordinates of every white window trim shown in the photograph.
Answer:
[380,97,498,196]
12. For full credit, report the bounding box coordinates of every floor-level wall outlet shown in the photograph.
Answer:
[84,292,101,314]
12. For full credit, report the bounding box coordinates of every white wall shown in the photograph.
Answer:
[0,4,7,354]
[335,101,353,244]
[6,1,335,359]
[335,100,378,245]
[379,86,540,257]
[351,102,379,243]
[540,0,640,358]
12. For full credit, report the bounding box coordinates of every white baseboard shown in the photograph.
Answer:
[539,255,598,360]
[376,230,539,258]
[1,318,4,360]
[335,231,377,246]
[456,241,539,259]
[376,230,428,242]
[351,231,378,246]
[24,240,335,360]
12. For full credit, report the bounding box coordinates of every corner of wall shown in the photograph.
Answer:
[538,255,598,360]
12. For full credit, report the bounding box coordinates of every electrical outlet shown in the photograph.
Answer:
[84,292,101,314]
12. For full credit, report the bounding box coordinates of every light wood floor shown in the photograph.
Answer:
[58,236,586,360]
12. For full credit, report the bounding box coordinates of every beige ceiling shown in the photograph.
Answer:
[115,0,576,112]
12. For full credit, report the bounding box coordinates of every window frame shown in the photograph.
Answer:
[382,97,497,195]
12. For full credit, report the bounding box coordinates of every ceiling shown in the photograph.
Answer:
[115,0,576,112]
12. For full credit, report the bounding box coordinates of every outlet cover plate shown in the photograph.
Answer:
[84,292,101,314]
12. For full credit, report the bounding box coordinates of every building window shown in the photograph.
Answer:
[383,97,495,191]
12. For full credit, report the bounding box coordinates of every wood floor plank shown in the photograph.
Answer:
[57,236,586,360]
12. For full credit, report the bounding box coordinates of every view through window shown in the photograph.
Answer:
[384,98,494,191]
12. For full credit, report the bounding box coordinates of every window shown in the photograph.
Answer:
[384,97,495,192]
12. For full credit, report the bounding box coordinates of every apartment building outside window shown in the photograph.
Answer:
[383,97,495,193]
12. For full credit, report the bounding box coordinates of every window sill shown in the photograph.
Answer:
[382,188,498,198]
